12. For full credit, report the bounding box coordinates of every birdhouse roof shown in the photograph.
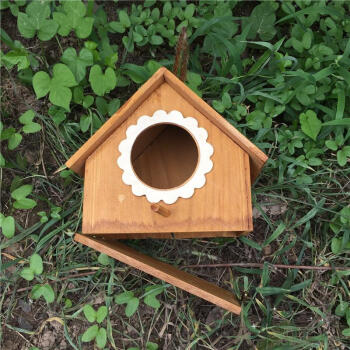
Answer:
[66,67,268,182]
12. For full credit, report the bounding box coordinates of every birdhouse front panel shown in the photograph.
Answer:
[82,82,253,235]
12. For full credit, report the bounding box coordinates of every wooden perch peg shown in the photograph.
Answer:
[151,204,171,217]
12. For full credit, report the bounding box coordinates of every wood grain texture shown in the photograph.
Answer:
[65,67,166,176]
[66,67,267,181]
[163,70,268,183]
[131,124,198,189]
[82,82,253,235]
[81,231,246,239]
[74,233,241,314]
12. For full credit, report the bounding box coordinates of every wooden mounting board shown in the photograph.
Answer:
[75,233,241,314]
[81,231,248,239]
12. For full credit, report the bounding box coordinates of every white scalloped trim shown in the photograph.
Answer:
[117,110,214,204]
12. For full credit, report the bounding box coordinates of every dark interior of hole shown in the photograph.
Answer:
[131,124,199,189]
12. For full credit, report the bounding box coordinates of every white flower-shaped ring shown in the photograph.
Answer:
[117,110,214,204]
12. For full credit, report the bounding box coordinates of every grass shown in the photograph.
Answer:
[1,0,350,349]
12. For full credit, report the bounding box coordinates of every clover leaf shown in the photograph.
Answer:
[61,47,93,83]
[19,110,41,134]
[31,284,55,304]
[20,253,43,281]
[0,215,15,238]
[17,1,58,41]
[143,285,166,309]
[89,65,116,96]
[299,110,322,141]
[53,0,94,39]
[2,48,30,71]
[33,64,77,111]
[82,325,99,342]
[95,327,107,349]
[115,291,139,317]
[11,184,36,209]
[243,1,277,41]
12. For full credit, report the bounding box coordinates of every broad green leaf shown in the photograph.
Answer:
[80,114,91,133]
[31,284,55,303]
[19,110,41,134]
[342,328,350,337]
[52,64,77,87]
[83,95,94,108]
[325,140,338,151]
[331,237,342,254]
[96,327,107,349]
[89,65,116,96]
[184,4,195,19]
[22,123,41,134]
[30,254,43,275]
[49,85,72,111]
[8,133,22,150]
[53,0,94,39]
[146,342,158,350]
[149,35,163,45]
[83,304,96,323]
[96,306,108,323]
[125,297,139,317]
[115,291,134,304]
[119,10,131,27]
[33,71,51,98]
[144,295,160,309]
[337,147,350,167]
[19,110,35,124]
[76,17,94,39]
[17,2,58,40]
[335,302,348,317]
[108,99,120,116]
[300,110,321,141]
[82,324,98,342]
[33,64,77,111]
[11,184,33,200]
[243,2,277,41]
[20,267,34,281]
[97,253,111,266]
[109,21,125,33]
[13,198,37,210]
[61,48,93,82]
[3,48,30,71]
[1,216,15,238]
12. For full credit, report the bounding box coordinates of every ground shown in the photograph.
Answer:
[1,1,350,350]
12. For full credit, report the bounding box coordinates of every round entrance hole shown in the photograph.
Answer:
[130,123,199,190]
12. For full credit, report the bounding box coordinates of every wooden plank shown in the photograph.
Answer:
[74,233,241,314]
[82,82,253,234]
[163,70,268,182]
[65,67,166,176]
[81,231,246,239]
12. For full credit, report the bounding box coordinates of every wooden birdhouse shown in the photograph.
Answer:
[67,67,268,314]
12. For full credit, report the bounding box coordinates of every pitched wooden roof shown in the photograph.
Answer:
[66,67,268,182]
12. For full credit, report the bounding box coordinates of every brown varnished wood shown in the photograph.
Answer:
[81,231,246,239]
[131,124,198,189]
[66,67,268,181]
[65,67,166,176]
[82,82,253,235]
[74,233,241,314]
[163,69,268,183]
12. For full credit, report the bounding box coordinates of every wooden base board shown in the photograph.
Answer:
[74,233,241,314]
[81,231,249,239]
